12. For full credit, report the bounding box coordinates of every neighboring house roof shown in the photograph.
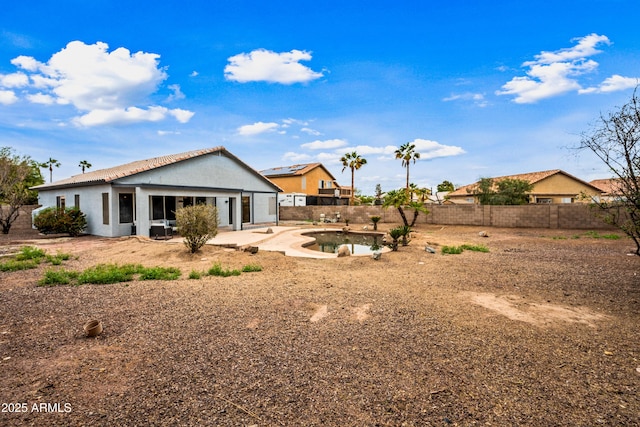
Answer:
[260,163,338,181]
[589,178,623,196]
[448,169,603,197]
[32,146,282,191]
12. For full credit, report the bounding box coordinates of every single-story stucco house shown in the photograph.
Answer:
[31,147,282,238]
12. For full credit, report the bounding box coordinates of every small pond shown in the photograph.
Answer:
[302,231,385,255]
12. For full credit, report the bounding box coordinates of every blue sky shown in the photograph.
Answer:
[1,1,639,195]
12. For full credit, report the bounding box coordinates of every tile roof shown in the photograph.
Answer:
[32,146,281,191]
[589,178,623,195]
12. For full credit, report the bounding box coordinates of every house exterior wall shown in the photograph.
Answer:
[36,183,115,236]
[268,167,336,195]
[115,153,276,192]
[531,175,600,203]
[35,152,279,238]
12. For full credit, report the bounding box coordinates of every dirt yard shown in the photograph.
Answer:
[0,224,638,426]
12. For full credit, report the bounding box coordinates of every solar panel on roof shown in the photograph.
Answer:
[261,164,310,176]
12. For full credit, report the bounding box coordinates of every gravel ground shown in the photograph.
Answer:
[0,224,639,426]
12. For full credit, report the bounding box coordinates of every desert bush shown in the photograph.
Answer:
[441,245,464,255]
[175,204,219,253]
[460,244,490,252]
[33,207,87,237]
[242,264,262,272]
[208,263,241,277]
[77,263,143,284]
[188,270,203,280]
[0,259,39,272]
[138,266,181,281]
[15,246,46,260]
[39,269,79,286]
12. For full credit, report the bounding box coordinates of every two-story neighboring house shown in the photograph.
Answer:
[447,169,604,204]
[260,163,351,205]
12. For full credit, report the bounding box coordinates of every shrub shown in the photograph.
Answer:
[441,245,464,255]
[242,264,262,273]
[33,207,87,237]
[45,252,71,265]
[39,269,79,286]
[460,244,490,253]
[208,263,241,277]
[15,246,46,261]
[388,227,403,251]
[77,263,143,284]
[138,266,181,281]
[0,259,39,272]
[175,204,219,253]
[370,216,381,231]
[188,270,203,280]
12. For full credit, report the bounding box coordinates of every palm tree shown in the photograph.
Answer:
[79,160,92,173]
[395,142,420,193]
[40,158,61,183]
[340,151,367,205]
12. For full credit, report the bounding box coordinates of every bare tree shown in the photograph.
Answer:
[578,88,640,255]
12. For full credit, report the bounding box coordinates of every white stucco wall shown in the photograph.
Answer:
[37,184,116,237]
[115,152,276,192]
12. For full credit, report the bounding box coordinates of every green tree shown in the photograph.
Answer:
[40,158,60,183]
[175,204,219,253]
[0,147,43,234]
[341,151,367,205]
[437,180,455,192]
[383,188,429,227]
[395,142,420,193]
[577,87,640,255]
[383,189,410,226]
[414,186,431,203]
[79,160,92,173]
[472,178,533,205]
[374,184,384,205]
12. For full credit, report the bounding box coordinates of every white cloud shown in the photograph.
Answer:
[0,72,28,88]
[6,41,194,126]
[26,93,55,104]
[301,139,347,150]
[442,92,488,107]
[579,75,639,94]
[282,151,312,162]
[524,34,610,65]
[237,121,280,136]
[0,90,18,105]
[169,108,195,123]
[166,84,185,101]
[301,127,321,136]
[411,139,466,159]
[72,106,192,127]
[341,145,398,156]
[224,49,324,84]
[496,33,637,103]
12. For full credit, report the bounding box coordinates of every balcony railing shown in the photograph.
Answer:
[318,187,352,197]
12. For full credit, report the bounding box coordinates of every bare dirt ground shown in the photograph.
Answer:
[0,224,639,426]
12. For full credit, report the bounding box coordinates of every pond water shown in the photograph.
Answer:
[302,231,385,255]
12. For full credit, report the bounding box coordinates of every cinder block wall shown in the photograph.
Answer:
[1,205,39,232]
[280,204,618,230]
